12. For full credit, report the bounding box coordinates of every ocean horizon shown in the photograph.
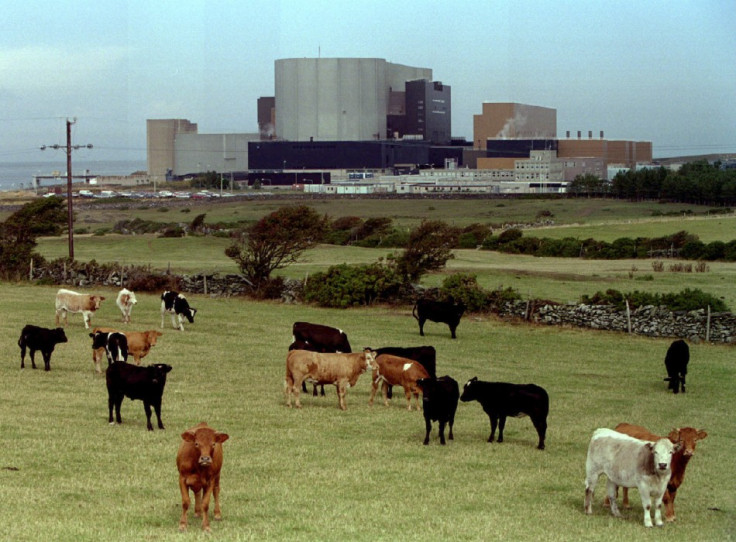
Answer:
[0,159,148,191]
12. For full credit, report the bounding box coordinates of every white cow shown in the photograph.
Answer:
[55,289,106,329]
[116,288,138,323]
[584,428,678,527]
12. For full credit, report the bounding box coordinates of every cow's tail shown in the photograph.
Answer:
[412,302,419,321]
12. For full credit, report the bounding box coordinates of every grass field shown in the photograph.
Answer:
[1,284,734,541]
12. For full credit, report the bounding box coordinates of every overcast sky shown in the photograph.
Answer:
[1,0,734,163]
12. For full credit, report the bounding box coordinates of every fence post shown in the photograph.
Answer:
[625,298,632,334]
[29,258,34,281]
[706,305,711,342]
[203,275,208,296]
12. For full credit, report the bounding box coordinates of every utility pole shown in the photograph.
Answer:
[41,118,93,260]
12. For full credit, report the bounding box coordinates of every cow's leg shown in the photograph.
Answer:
[152,399,165,429]
[418,317,426,336]
[29,349,38,370]
[497,416,507,443]
[447,415,455,440]
[292,378,303,409]
[83,311,91,329]
[193,488,203,517]
[438,420,447,445]
[143,401,154,431]
[449,324,457,339]
[404,386,412,410]
[368,378,378,406]
[652,492,664,527]
[423,416,432,445]
[607,480,622,518]
[637,482,654,527]
[312,383,318,397]
[301,381,308,394]
[532,415,547,450]
[386,384,393,400]
[336,382,347,410]
[680,373,686,393]
[672,375,680,394]
[319,384,325,396]
[213,474,223,521]
[200,482,214,532]
[488,415,498,442]
[622,487,631,508]
[663,487,676,522]
[20,344,26,369]
[584,474,597,514]
[42,350,52,371]
[178,477,191,531]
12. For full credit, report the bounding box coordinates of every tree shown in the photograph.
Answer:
[225,205,327,291]
[0,196,67,278]
[394,220,458,282]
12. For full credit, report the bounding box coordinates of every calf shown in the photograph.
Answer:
[55,288,105,329]
[664,339,689,394]
[116,288,137,323]
[412,298,465,339]
[291,322,352,396]
[285,348,376,410]
[460,377,548,450]
[369,354,430,411]
[608,423,708,522]
[90,331,129,366]
[106,361,172,430]
[161,290,197,331]
[91,327,163,373]
[177,422,230,532]
[374,345,436,400]
[18,324,68,371]
[585,428,678,527]
[417,375,459,445]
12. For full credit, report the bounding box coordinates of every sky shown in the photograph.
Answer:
[1,0,734,163]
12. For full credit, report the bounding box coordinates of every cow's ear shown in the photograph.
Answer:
[215,432,230,444]
[645,442,654,451]
[181,431,196,442]
[89,333,94,338]
[697,430,708,440]
[667,429,679,443]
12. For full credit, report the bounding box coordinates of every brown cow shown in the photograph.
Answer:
[91,327,163,373]
[176,422,229,532]
[55,288,105,329]
[369,354,430,410]
[285,348,377,410]
[605,422,707,522]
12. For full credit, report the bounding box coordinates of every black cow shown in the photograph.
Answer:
[460,377,549,450]
[417,375,459,445]
[412,299,466,339]
[106,362,173,431]
[161,291,197,331]
[374,345,437,399]
[664,339,689,394]
[18,324,68,371]
[90,331,129,366]
[291,322,352,396]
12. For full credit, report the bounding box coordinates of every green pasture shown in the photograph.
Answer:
[1,283,733,541]
[35,233,736,310]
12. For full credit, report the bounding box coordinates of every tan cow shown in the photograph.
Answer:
[285,348,377,410]
[55,288,105,329]
[177,422,229,532]
[91,327,163,373]
[605,423,707,522]
[369,354,430,410]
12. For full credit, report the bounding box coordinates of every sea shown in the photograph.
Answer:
[0,160,148,192]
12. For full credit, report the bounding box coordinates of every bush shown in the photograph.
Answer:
[303,263,406,308]
[439,273,489,312]
[580,288,728,312]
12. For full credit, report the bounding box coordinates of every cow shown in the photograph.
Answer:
[369,354,430,411]
[285,348,376,410]
[161,290,197,331]
[290,322,352,396]
[605,423,708,522]
[116,288,137,324]
[460,377,549,450]
[55,288,105,329]
[91,327,163,373]
[412,298,466,339]
[585,428,679,527]
[373,345,437,400]
[177,422,230,532]
[18,324,68,371]
[417,375,459,445]
[106,361,172,430]
[664,339,689,394]
[90,331,128,367]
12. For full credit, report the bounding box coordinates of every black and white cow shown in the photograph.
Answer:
[18,324,68,371]
[290,322,352,396]
[90,330,129,366]
[417,375,459,445]
[412,299,466,339]
[106,361,173,431]
[460,377,549,450]
[664,339,689,394]
[373,345,437,399]
[161,291,197,331]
